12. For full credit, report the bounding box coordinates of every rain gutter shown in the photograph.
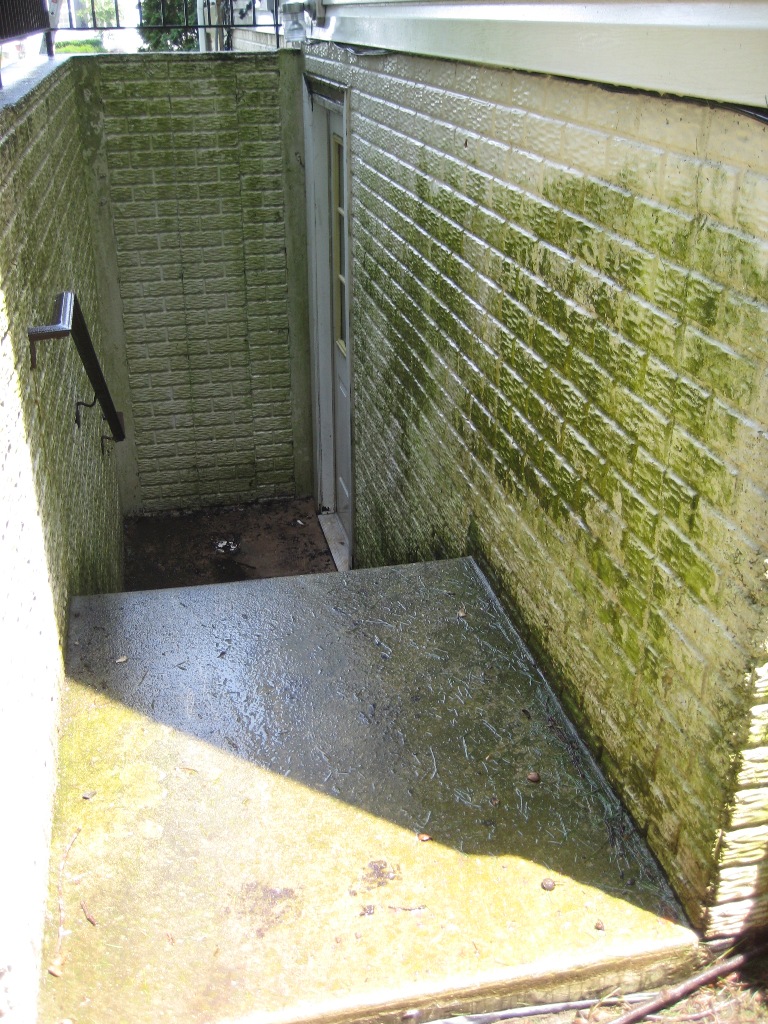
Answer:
[306,1,768,108]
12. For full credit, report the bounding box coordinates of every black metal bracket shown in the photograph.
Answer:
[101,431,121,456]
[28,292,126,443]
[75,392,98,428]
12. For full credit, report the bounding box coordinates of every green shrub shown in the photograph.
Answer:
[55,38,107,53]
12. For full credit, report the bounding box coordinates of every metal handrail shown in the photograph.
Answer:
[28,292,125,443]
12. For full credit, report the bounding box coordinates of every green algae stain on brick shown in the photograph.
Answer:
[680,327,756,410]
[541,166,585,215]
[1,61,124,639]
[695,220,768,301]
[340,55,768,934]
[97,52,294,510]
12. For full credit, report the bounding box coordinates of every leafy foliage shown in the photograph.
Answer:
[70,0,123,28]
[138,0,199,51]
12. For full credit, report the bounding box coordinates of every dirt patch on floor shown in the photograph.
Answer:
[124,497,335,592]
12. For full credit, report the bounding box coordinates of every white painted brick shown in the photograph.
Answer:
[523,112,564,161]
[737,170,768,237]
[706,108,768,171]
[697,170,741,240]
[100,53,295,510]
[606,136,664,197]
[334,47,768,939]
[562,124,610,177]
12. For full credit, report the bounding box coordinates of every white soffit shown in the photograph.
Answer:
[309,2,768,108]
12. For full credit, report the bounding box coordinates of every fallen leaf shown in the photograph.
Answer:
[81,790,97,800]
[115,655,128,664]
[48,959,63,978]
[457,608,466,619]
[416,833,432,842]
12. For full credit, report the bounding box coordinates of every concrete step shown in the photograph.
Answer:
[40,558,697,1024]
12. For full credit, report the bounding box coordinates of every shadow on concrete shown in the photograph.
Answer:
[65,557,684,925]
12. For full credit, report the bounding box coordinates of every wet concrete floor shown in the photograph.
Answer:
[40,558,697,1024]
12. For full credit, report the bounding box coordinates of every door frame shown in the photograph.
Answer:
[303,76,354,559]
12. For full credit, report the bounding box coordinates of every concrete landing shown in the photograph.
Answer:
[39,558,698,1024]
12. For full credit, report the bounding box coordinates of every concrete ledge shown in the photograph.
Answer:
[0,56,69,110]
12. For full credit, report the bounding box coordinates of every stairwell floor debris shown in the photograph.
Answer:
[123,497,336,591]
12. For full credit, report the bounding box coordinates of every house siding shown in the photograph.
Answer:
[0,63,123,1019]
[303,45,768,935]
[92,53,300,511]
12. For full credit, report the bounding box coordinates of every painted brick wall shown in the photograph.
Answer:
[303,46,768,935]
[91,53,297,511]
[0,63,123,1019]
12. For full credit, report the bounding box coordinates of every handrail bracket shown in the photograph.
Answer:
[28,292,125,443]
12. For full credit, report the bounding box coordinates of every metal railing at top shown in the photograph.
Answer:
[0,0,55,82]
[0,0,50,42]
[54,0,281,49]
[0,0,280,84]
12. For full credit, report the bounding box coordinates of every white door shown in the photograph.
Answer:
[328,118,353,544]
[305,87,353,563]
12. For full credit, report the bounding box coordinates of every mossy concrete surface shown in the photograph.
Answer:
[40,560,697,1024]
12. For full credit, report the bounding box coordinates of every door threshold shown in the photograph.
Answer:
[318,513,350,571]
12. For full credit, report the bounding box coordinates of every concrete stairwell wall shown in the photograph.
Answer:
[83,52,310,513]
[302,45,768,937]
[0,62,123,1020]
[0,50,308,1019]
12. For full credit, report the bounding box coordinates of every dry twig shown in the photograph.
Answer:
[645,1012,717,1022]
[48,826,82,976]
[80,900,97,926]
[608,944,768,1024]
